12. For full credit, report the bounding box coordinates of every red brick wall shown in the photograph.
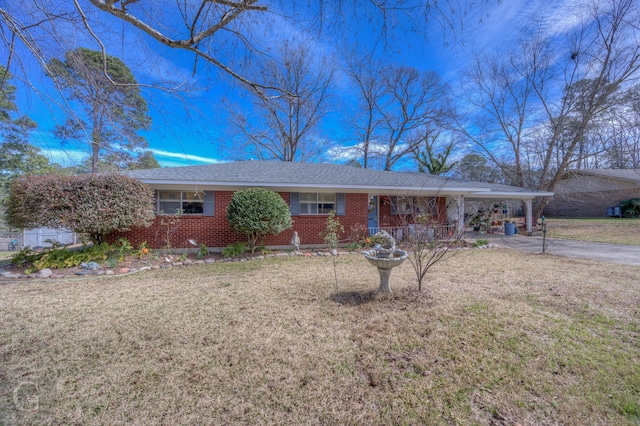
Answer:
[544,189,640,217]
[109,192,369,249]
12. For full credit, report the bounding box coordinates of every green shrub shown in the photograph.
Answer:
[222,242,247,258]
[620,198,640,218]
[6,173,155,244]
[197,243,208,259]
[473,239,489,247]
[114,238,134,261]
[321,210,344,250]
[12,243,113,270]
[226,188,292,253]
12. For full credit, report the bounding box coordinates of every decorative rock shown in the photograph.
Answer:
[105,270,114,275]
[117,267,130,274]
[75,269,92,275]
[183,259,193,265]
[27,273,38,278]
[151,264,161,269]
[93,270,105,276]
[330,249,338,256]
[160,264,171,269]
[193,260,205,264]
[204,258,216,264]
[36,268,53,278]
[80,261,101,270]
[276,252,289,257]
[172,262,184,267]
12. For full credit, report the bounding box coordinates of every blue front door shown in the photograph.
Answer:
[368,196,378,233]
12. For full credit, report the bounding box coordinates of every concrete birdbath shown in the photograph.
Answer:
[363,230,408,293]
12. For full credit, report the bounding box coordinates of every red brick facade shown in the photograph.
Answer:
[110,192,370,249]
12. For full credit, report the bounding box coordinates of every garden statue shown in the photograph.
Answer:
[291,231,300,252]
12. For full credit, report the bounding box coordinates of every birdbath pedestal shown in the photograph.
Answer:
[362,231,408,293]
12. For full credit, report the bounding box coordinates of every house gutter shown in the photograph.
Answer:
[137,179,491,196]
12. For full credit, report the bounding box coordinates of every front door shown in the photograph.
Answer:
[368,196,378,233]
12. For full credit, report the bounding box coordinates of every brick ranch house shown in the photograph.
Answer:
[113,161,553,250]
[544,169,640,217]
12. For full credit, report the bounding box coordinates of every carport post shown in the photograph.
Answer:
[526,199,533,235]
[456,196,465,235]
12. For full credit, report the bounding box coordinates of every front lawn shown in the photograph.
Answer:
[1,251,639,425]
[545,218,640,245]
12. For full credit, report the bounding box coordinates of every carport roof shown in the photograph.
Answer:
[122,161,553,198]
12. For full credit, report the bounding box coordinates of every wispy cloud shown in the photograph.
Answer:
[150,148,222,166]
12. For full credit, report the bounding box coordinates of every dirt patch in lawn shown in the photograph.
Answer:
[1,250,639,425]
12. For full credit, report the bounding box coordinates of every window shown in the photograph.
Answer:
[299,193,336,215]
[390,196,436,216]
[158,190,204,214]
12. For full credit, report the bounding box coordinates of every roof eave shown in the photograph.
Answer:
[466,191,554,199]
[139,179,491,195]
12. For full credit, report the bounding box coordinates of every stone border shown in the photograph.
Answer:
[0,242,499,284]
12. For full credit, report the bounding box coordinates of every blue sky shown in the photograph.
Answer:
[5,0,587,169]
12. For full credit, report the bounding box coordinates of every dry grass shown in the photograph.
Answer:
[546,218,640,245]
[0,251,14,261]
[1,250,639,425]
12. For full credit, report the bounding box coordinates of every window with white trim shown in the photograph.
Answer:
[299,193,336,215]
[158,190,204,214]
[390,196,436,216]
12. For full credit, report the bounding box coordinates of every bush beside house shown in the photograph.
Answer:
[6,173,155,243]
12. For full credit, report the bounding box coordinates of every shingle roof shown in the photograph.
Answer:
[122,161,552,198]
[565,169,640,184]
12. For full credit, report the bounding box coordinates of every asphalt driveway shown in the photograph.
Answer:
[477,234,640,266]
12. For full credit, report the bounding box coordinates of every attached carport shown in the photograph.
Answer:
[451,185,554,235]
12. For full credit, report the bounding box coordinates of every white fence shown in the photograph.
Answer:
[23,228,77,249]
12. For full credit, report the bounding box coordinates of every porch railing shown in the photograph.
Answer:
[368,224,461,242]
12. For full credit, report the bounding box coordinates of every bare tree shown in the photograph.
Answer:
[2,1,496,99]
[457,0,640,217]
[343,51,386,168]
[228,39,333,162]
[380,67,452,170]
[344,61,452,170]
[390,194,465,291]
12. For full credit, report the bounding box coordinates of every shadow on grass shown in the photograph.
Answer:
[332,288,433,308]
[331,290,379,306]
